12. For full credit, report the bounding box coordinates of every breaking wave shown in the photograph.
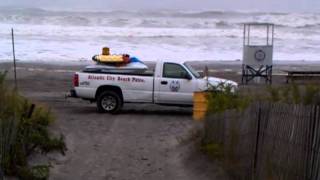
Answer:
[0,7,319,61]
[0,7,319,29]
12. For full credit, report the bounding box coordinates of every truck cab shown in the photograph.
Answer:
[154,61,201,105]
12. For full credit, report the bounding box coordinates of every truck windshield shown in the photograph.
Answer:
[184,63,201,79]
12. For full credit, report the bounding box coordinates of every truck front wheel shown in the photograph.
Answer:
[97,91,122,113]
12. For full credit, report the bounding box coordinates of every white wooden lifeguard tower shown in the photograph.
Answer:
[242,23,275,84]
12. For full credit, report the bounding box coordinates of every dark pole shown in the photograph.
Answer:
[0,168,3,180]
[11,28,17,90]
[253,106,262,179]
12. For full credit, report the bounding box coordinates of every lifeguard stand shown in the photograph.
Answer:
[242,23,274,84]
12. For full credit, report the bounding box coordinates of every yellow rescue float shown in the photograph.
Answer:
[92,47,130,63]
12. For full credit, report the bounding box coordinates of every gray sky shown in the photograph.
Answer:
[0,0,319,12]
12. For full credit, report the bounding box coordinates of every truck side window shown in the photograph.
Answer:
[163,63,189,79]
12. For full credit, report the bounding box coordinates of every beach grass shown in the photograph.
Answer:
[0,71,66,179]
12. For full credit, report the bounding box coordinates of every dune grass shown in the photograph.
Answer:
[0,71,66,179]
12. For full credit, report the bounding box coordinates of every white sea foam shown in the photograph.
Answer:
[0,7,319,62]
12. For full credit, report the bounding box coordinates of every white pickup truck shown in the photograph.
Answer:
[69,60,237,113]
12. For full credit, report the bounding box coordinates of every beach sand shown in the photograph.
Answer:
[1,60,320,179]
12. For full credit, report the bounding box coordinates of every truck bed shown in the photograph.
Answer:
[82,68,154,76]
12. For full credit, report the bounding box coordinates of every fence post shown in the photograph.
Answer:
[306,106,316,180]
[306,105,320,180]
[312,106,320,180]
[0,168,3,180]
[27,104,35,118]
[253,105,262,179]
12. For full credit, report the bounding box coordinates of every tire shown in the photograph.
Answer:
[96,91,122,114]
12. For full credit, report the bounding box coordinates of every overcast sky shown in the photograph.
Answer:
[0,0,319,12]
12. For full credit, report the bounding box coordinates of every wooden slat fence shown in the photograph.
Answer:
[204,102,320,180]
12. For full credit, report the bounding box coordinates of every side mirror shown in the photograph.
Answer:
[185,73,192,80]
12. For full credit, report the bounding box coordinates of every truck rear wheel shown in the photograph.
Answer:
[97,91,122,113]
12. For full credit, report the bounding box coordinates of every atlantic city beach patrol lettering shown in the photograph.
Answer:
[88,75,145,83]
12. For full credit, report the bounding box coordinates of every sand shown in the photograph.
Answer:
[0,61,235,180]
[1,60,320,179]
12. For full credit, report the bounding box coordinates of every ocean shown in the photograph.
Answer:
[0,7,319,63]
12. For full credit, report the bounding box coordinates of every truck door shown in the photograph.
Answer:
[155,63,196,105]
